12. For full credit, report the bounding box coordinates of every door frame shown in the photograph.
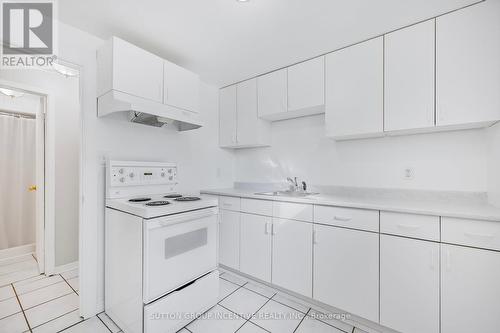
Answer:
[0,78,54,274]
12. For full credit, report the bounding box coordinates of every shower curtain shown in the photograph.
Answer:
[0,114,36,251]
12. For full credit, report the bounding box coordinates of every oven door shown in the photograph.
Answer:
[143,207,218,303]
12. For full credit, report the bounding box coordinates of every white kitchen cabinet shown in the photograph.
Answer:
[272,218,312,297]
[219,209,240,270]
[97,37,164,103]
[325,37,384,139]
[380,235,439,333]
[436,0,500,127]
[163,61,199,113]
[287,57,325,115]
[219,85,237,147]
[441,244,500,333]
[257,69,288,120]
[313,224,379,322]
[240,213,272,282]
[236,79,271,147]
[384,20,435,132]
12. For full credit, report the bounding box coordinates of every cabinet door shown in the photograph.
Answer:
[272,218,312,297]
[236,79,270,147]
[436,0,500,126]
[112,37,164,103]
[441,244,500,333]
[313,224,379,322]
[384,20,435,131]
[163,61,199,113]
[380,235,439,333]
[240,213,272,282]
[287,57,325,112]
[219,85,237,147]
[219,209,240,270]
[326,37,384,139]
[257,69,287,120]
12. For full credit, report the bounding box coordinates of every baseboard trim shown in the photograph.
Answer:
[0,243,35,261]
[53,261,78,275]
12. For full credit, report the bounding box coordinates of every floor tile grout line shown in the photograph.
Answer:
[269,294,310,315]
[292,308,311,333]
[235,296,274,333]
[97,313,114,333]
[21,291,76,312]
[59,273,79,296]
[28,308,82,331]
[16,279,71,297]
[58,316,93,333]
[12,283,33,332]
[0,309,24,322]
[0,272,44,289]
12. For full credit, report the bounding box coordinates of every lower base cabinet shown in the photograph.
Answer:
[272,218,313,297]
[313,224,379,322]
[441,244,500,333]
[380,235,439,333]
[240,213,272,282]
[219,209,240,270]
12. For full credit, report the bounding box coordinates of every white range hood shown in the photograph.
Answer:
[97,90,202,131]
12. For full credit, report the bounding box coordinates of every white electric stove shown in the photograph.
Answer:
[104,160,219,333]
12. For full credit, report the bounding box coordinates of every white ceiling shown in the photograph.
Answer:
[58,0,477,87]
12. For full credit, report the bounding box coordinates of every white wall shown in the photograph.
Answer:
[0,93,40,115]
[234,115,489,192]
[488,123,500,206]
[56,22,234,317]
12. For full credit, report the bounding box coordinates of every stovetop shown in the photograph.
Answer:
[106,193,218,219]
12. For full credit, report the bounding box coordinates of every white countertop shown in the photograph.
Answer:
[201,187,500,222]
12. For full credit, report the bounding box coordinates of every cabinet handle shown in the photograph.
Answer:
[312,230,318,244]
[161,84,165,101]
[333,216,351,222]
[271,223,277,235]
[265,222,271,235]
[464,232,495,240]
[396,224,421,231]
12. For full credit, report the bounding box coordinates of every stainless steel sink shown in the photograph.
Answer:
[255,191,319,197]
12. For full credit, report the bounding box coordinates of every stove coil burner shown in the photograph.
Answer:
[164,194,183,199]
[129,197,151,202]
[175,197,201,202]
[145,201,171,206]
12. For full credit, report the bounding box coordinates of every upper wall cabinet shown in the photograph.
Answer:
[325,37,384,139]
[163,61,199,113]
[219,79,271,149]
[384,20,435,132]
[436,0,500,127]
[97,37,164,103]
[257,69,288,120]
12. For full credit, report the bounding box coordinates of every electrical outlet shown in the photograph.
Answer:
[403,167,414,180]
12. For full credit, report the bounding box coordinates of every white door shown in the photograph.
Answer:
[272,218,312,297]
[441,244,500,333]
[287,57,325,112]
[112,37,164,103]
[257,69,287,120]
[35,98,45,273]
[313,224,379,322]
[384,19,435,131]
[380,235,439,333]
[325,37,384,139]
[219,85,237,147]
[163,60,199,113]
[240,213,272,282]
[436,0,500,126]
[219,209,240,270]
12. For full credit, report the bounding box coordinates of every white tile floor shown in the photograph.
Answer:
[1,256,373,333]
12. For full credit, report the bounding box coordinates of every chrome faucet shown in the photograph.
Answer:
[286,177,307,192]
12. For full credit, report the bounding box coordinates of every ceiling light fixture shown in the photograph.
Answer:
[0,88,25,98]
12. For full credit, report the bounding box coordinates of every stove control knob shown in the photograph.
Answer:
[119,168,124,174]
[169,176,173,181]
[168,169,172,174]
[119,177,125,183]
[161,172,166,177]
[129,173,135,178]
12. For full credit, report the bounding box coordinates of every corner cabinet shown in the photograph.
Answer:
[219,79,271,149]
[325,37,384,140]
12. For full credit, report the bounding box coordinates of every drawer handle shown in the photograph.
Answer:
[396,224,421,231]
[313,230,318,244]
[333,216,351,222]
[265,222,271,235]
[464,232,495,240]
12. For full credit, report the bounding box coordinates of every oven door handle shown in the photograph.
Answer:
[147,207,218,230]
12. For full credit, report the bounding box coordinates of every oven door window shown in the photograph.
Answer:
[164,228,208,260]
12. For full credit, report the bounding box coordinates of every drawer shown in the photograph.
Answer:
[314,205,379,232]
[241,198,273,216]
[381,211,440,241]
[219,196,241,211]
[442,217,500,251]
[273,201,313,222]
[144,270,219,333]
